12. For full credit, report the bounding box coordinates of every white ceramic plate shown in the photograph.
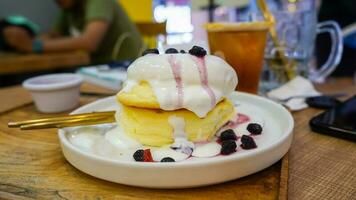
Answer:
[58,92,294,188]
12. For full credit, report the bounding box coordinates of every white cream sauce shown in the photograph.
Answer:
[67,102,281,163]
[192,142,221,158]
[168,115,194,154]
[119,54,238,118]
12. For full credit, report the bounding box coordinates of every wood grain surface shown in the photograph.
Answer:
[0,86,32,113]
[0,51,90,75]
[288,78,356,200]
[0,78,355,200]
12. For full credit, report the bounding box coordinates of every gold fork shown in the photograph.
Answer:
[8,111,116,130]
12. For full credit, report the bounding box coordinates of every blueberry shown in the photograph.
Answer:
[181,147,193,155]
[220,129,237,141]
[240,135,257,150]
[180,50,186,53]
[247,123,263,135]
[171,145,193,155]
[133,149,144,161]
[170,140,194,156]
[188,46,207,57]
[220,140,237,155]
[142,48,159,56]
[165,48,179,54]
[161,157,175,162]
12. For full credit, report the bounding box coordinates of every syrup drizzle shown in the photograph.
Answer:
[168,55,184,108]
[191,56,216,108]
[226,113,250,129]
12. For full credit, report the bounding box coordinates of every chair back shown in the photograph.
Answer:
[135,21,167,48]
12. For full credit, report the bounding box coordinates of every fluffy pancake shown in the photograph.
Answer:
[117,99,235,147]
[117,81,160,109]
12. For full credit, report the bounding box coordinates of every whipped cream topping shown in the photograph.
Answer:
[121,54,238,117]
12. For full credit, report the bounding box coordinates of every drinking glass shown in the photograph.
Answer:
[206,22,270,94]
[260,1,343,91]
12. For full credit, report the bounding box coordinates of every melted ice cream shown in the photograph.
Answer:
[120,54,238,117]
[168,116,194,155]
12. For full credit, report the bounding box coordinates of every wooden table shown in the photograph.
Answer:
[0,51,90,75]
[0,78,355,200]
[289,78,356,200]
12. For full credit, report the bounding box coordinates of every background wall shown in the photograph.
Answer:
[119,0,153,22]
[0,0,59,33]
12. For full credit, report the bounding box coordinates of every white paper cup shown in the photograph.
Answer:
[23,73,83,113]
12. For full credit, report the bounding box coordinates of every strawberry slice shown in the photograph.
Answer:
[143,149,153,162]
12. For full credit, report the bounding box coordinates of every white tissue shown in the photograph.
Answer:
[267,76,321,111]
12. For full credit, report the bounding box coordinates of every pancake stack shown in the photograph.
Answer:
[116,46,238,147]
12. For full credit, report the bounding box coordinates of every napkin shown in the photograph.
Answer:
[77,65,127,91]
[267,76,321,111]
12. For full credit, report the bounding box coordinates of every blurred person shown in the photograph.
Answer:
[2,0,144,63]
[0,15,39,52]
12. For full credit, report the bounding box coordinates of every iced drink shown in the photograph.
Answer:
[206,22,270,94]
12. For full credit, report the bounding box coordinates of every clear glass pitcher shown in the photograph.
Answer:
[258,0,343,91]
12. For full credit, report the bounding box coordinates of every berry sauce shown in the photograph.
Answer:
[191,55,216,108]
[168,55,184,108]
[225,113,250,130]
